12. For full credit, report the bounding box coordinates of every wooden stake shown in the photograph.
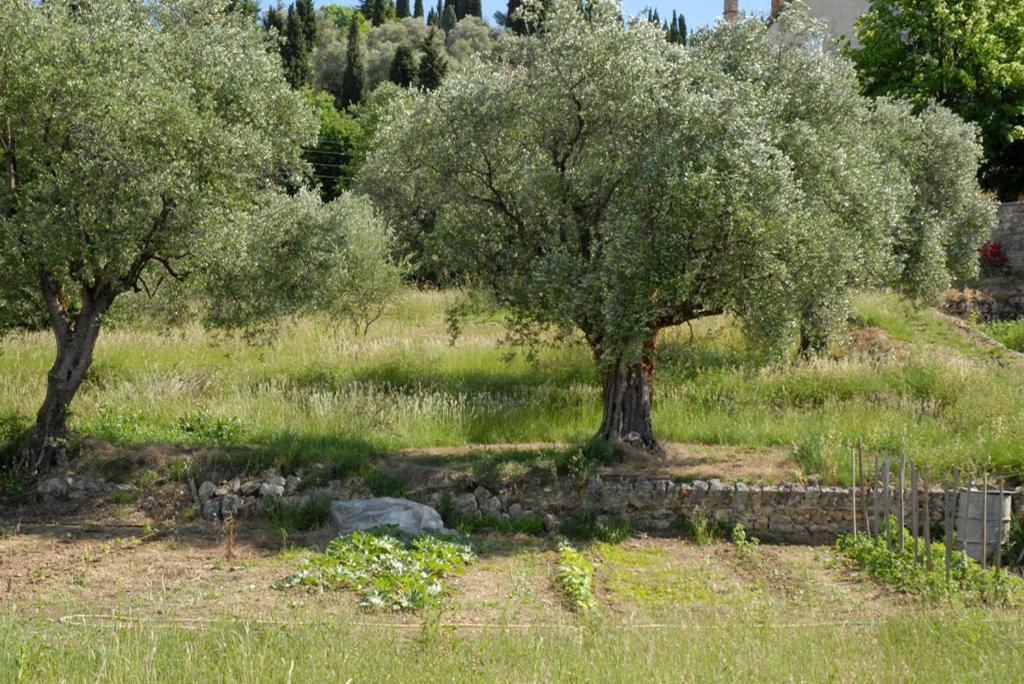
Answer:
[851,448,857,538]
[859,440,869,534]
[911,462,919,564]
[996,476,1004,572]
[952,470,961,569]
[923,467,932,571]
[898,455,906,552]
[872,456,880,539]
[943,478,952,582]
[981,472,988,569]
[883,458,891,548]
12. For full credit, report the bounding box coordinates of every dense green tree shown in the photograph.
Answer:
[305,91,364,199]
[203,189,406,338]
[226,0,261,22]
[414,0,424,17]
[464,0,482,17]
[441,2,457,32]
[505,0,545,34]
[417,28,447,89]
[426,7,437,25]
[264,2,287,58]
[848,0,1024,200]
[294,0,317,47]
[679,14,686,46]
[321,3,366,31]
[396,0,411,18]
[362,0,396,26]
[284,4,313,87]
[341,16,368,106]
[360,1,994,453]
[0,0,319,470]
[390,43,418,87]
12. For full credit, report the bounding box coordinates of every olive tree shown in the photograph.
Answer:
[359,0,994,454]
[0,0,369,470]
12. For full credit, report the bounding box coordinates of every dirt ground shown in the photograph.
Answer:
[0,505,907,631]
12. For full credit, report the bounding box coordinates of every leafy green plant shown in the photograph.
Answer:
[979,319,1024,353]
[177,409,242,447]
[837,519,1024,605]
[555,540,597,612]
[680,510,722,546]
[277,529,474,611]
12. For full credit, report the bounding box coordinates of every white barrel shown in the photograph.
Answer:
[955,488,1012,564]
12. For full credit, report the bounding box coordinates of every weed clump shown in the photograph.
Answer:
[555,540,596,612]
[277,529,474,611]
[837,522,1023,605]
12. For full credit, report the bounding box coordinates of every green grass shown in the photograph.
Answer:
[2,289,1024,481]
[978,317,1024,352]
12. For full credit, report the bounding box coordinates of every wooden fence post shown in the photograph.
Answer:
[997,476,1004,572]
[898,456,906,553]
[943,477,952,581]
[883,458,892,548]
[851,448,857,538]
[923,467,932,570]
[911,462,919,564]
[981,472,988,569]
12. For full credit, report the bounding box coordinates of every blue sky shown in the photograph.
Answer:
[290,1,774,29]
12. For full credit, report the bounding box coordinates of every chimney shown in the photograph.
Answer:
[724,0,738,22]
[771,0,785,18]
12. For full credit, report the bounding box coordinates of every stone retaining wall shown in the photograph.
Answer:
[993,202,1024,274]
[433,474,955,545]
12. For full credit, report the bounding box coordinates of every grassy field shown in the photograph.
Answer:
[2,289,1024,482]
[1,522,1022,683]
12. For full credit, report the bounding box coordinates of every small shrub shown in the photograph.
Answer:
[448,513,545,535]
[360,468,406,498]
[177,409,242,447]
[109,490,136,505]
[559,512,632,543]
[276,529,474,611]
[978,318,1024,353]
[731,523,760,565]
[555,540,597,612]
[261,496,334,533]
[165,457,190,482]
[680,510,722,546]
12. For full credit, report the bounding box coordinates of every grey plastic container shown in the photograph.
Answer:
[955,488,1012,564]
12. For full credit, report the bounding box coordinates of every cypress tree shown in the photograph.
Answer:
[652,8,659,24]
[414,0,424,17]
[263,2,287,63]
[295,0,317,48]
[680,14,686,46]
[506,0,524,33]
[361,0,394,26]
[441,1,457,31]
[464,0,482,17]
[340,17,366,107]
[455,0,466,20]
[426,7,437,25]
[668,12,679,43]
[284,5,311,88]
[418,29,447,90]
[396,0,410,18]
[390,43,417,87]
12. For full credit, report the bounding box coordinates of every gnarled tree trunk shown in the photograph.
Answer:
[21,278,111,473]
[597,340,660,455]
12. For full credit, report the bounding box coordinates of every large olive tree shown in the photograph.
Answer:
[359,1,994,454]
[0,0,390,470]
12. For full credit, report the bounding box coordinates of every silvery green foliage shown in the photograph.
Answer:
[0,0,318,335]
[200,190,406,336]
[358,0,994,365]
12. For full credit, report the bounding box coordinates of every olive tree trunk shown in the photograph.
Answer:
[21,282,110,472]
[596,345,660,454]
